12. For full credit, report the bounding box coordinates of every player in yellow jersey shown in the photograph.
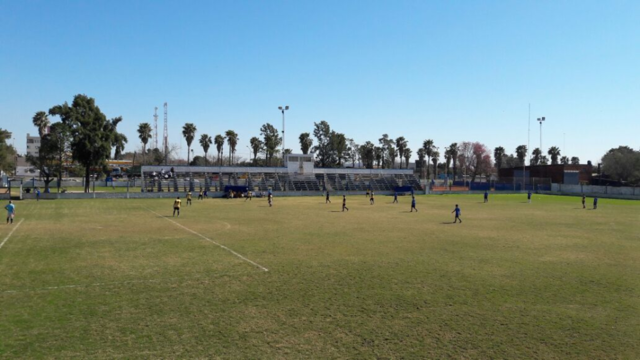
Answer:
[186,191,192,206]
[173,197,182,217]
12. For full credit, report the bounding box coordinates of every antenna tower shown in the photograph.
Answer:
[163,102,168,164]
[153,107,159,150]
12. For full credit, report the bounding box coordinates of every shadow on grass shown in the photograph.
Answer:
[441,222,457,225]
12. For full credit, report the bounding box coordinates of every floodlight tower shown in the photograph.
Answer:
[163,102,169,165]
[153,107,159,150]
[537,116,545,154]
[278,106,289,158]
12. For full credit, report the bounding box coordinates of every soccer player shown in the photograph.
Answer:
[204,190,209,199]
[370,191,375,205]
[582,194,586,209]
[593,196,598,210]
[326,191,331,204]
[451,204,462,223]
[527,190,532,203]
[36,188,41,202]
[484,190,488,203]
[186,191,192,206]
[5,201,16,224]
[245,190,252,201]
[342,195,349,212]
[366,189,370,198]
[198,190,204,200]
[268,193,273,207]
[393,192,398,204]
[410,196,418,212]
[173,197,181,217]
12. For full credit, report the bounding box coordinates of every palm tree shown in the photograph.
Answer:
[431,150,440,178]
[250,136,263,164]
[199,134,212,165]
[448,143,458,180]
[299,133,313,155]
[214,134,225,165]
[417,148,427,178]
[225,130,238,165]
[531,148,542,165]
[560,156,569,165]
[494,146,505,169]
[395,137,408,168]
[540,155,549,165]
[182,123,197,164]
[422,139,434,178]
[388,146,397,168]
[444,149,452,177]
[515,145,528,166]
[570,156,580,165]
[403,147,412,170]
[548,146,561,165]
[374,147,383,168]
[32,111,50,138]
[137,123,152,163]
[110,117,127,160]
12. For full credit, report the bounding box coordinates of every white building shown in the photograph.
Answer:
[26,133,41,157]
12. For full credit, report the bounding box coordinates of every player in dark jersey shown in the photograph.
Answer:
[342,195,349,212]
[582,194,586,209]
[393,192,398,203]
[410,196,417,212]
[593,196,598,210]
[369,191,375,205]
[452,204,462,223]
[268,193,273,207]
[527,190,532,203]
[484,190,488,203]
[326,191,331,204]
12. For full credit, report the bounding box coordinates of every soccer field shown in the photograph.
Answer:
[0,194,638,358]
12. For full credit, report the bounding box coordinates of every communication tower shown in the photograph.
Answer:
[153,107,158,150]
[163,102,169,164]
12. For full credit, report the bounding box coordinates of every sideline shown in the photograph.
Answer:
[0,219,25,251]
[146,208,269,272]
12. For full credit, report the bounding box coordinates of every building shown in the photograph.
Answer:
[499,164,593,185]
[26,133,41,157]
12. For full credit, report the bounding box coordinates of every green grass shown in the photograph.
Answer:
[0,194,638,358]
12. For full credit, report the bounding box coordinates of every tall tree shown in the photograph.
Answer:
[109,117,127,160]
[560,156,569,165]
[388,146,397,168]
[548,146,561,165]
[347,139,359,168]
[249,136,263,164]
[395,137,408,168]
[422,139,434,177]
[0,128,17,174]
[48,122,71,190]
[531,148,542,165]
[49,94,117,193]
[540,155,549,165]
[199,134,212,165]
[494,146,505,169]
[404,148,413,170]
[214,134,225,165]
[299,132,313,155]
[379,134,394,168]
[515,145,528,166]
[431,150,439,178]
[32,111,50,138]
[358,141,375,169]
[374,147,383,168]
[449,143,459,180]
[417,148,427,178]
[601,146,640,184]
[182,123,197,164]
[137,123,152,163]
[225,130,238,165]
[444,148,453,177]
[570,156,580,165]
[457,142,492,182]
[332,132,347,166]
[312,121,334,167]
[260,123,281,166]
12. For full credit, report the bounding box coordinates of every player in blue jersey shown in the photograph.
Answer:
[410,196,417,212]
[325,191,331,204]
[5,201,16,224]
[483,190,488,203]
[451,204,462,223]
[527,190,532,203]
[342,195,349,212]
[593,196,598,210]
[393,192,398,204]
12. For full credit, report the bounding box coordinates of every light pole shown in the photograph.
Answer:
[278,106,289,159]
[537,116,545,155]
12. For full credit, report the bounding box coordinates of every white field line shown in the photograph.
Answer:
[0,219,24,251]
[1,272,247,295]
[146,208,269,272]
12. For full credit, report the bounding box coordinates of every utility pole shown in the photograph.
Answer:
[537,116,545,156]
[163,102,168,165]
[278,106,289,161]
[153,107,159,150]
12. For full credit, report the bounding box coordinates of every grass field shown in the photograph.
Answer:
[0,194,638,358]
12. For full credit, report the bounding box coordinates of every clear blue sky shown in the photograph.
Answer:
[1,0,638,164]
